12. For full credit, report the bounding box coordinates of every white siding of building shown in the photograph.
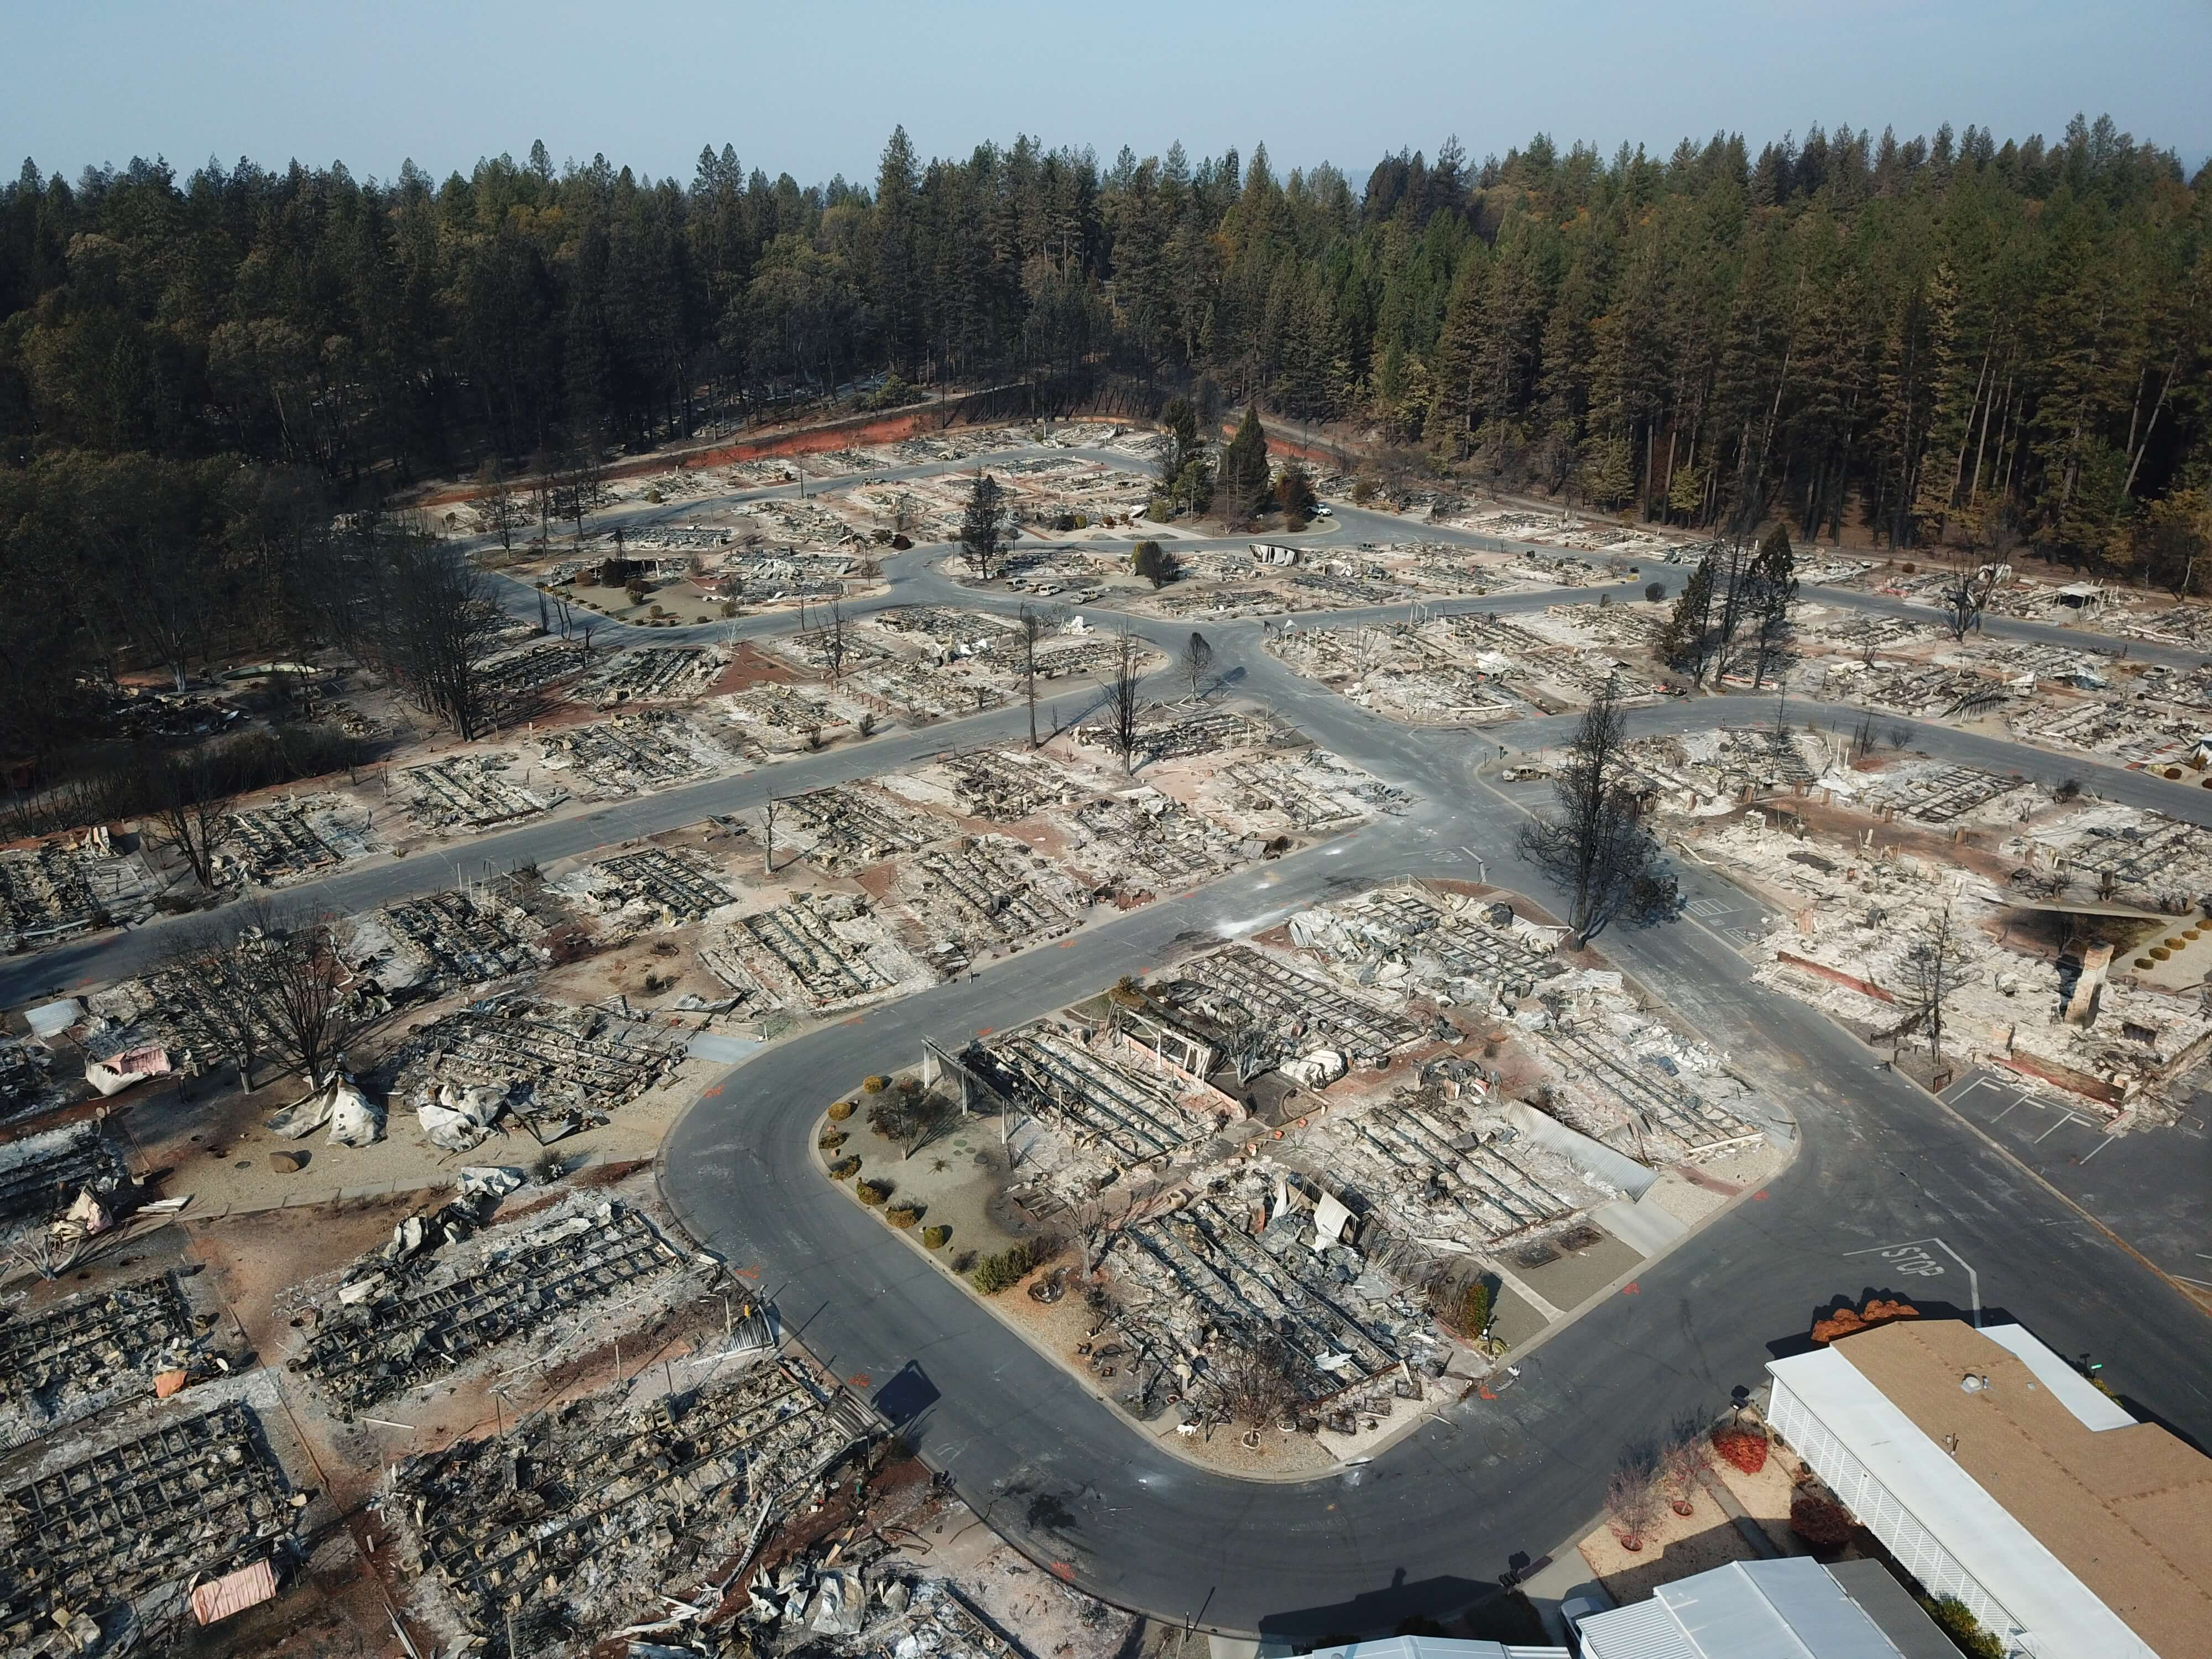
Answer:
[1767,1377,2025,1647]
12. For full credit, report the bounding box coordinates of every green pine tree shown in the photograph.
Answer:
[1221,404,1272,524]
[1661,553,1718,682]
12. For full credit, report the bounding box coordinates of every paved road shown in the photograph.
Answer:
[1942,1070,2212,1293]
[17,443,2212,1635]
[659,734,2212,1638]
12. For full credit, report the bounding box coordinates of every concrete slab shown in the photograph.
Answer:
[1593,1194,1689,1256]
[1486,1281,1552,1352]
[687,1032,762,1065]
[1510,1230,1645,1311]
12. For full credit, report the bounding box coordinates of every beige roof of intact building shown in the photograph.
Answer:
[1802,1320,2212,1657]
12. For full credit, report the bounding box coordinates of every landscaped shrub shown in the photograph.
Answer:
[828,1156,861,1180]
[886,1205,922,1229]
[862,1075,890,1094]
[818,1129,848,1151]
[1811,1297,1920,1344]
[856,1178,895,1207]
[1789,1494,1854,1548]
[827,1099,856,1121]
[972,1243,1036,1294]
[922,1225,951,1249]
[1922,1598,2004,1659]
[1712,1427,1768,1473]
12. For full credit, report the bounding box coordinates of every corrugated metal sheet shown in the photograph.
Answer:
[1580,1558,1917,1657]
[1576,1597,1698,1659]
[1305,1639,1569,1659]
[190,1558,277,1625]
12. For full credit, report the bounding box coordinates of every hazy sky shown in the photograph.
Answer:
[9,1,2208,190]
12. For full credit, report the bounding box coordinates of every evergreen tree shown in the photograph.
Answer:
[1661,552,1718,682]
[1220,404,1272,523]
[959,472,1010,578]
[1747,523,1799,688]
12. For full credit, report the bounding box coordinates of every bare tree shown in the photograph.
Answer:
[1904,899,1965,1061]
[1072,1188,1134,1276]
[1180,630,1215,701]
[763,795,777,874]
[1017,602,1047,747]
[1515,682,1679,943]
[1212,1329,1301,1431]
[165,897,284,1092]
[1660,1412,1713,1513]
[869,1086,957,1160]
[258,911,373,1091]
[147,752,232,891]
[822,597,848,686]
[1605,1458,1663,1550]
[1707,538,1755,684]
[476,458,517,555]
[1940,557,1999,642]
[1101,631,1144,775]
[379,538,508,739]
[528,446,554,544]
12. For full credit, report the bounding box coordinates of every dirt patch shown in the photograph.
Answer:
[1577,1483,1767,1602]
[709,641,809,695]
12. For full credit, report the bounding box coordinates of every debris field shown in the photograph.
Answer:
[389,1356,874,1657]
[0,1401,300,1657]
[291,1200,684,1416]
[389,996,688,1145]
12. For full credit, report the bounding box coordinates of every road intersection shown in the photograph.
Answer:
[15,445,2210,1636]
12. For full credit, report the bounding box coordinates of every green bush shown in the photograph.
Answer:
[862,1075,890,1094]
[971,1243,1036,1294]
[1921,1597,2004,1659]
[827,1099,856,1121]
[922,1225,952,1249]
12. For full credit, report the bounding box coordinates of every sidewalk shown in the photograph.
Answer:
[1520,1548,1613,1646]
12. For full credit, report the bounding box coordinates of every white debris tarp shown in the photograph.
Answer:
[326,1079,383,1146]
[419,1082,505,1152]
[1282,1048,1347,1089]
[85,1043,170,1097]
[806,1571,865,1636]
[457,1165,525,1198]
[1312,1191,1355,1248]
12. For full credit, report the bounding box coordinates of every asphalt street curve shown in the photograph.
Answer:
[645,461,2212,1634]
[30,442,2212,1636]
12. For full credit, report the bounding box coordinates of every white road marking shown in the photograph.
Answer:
[1845,1236,1981,1324]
